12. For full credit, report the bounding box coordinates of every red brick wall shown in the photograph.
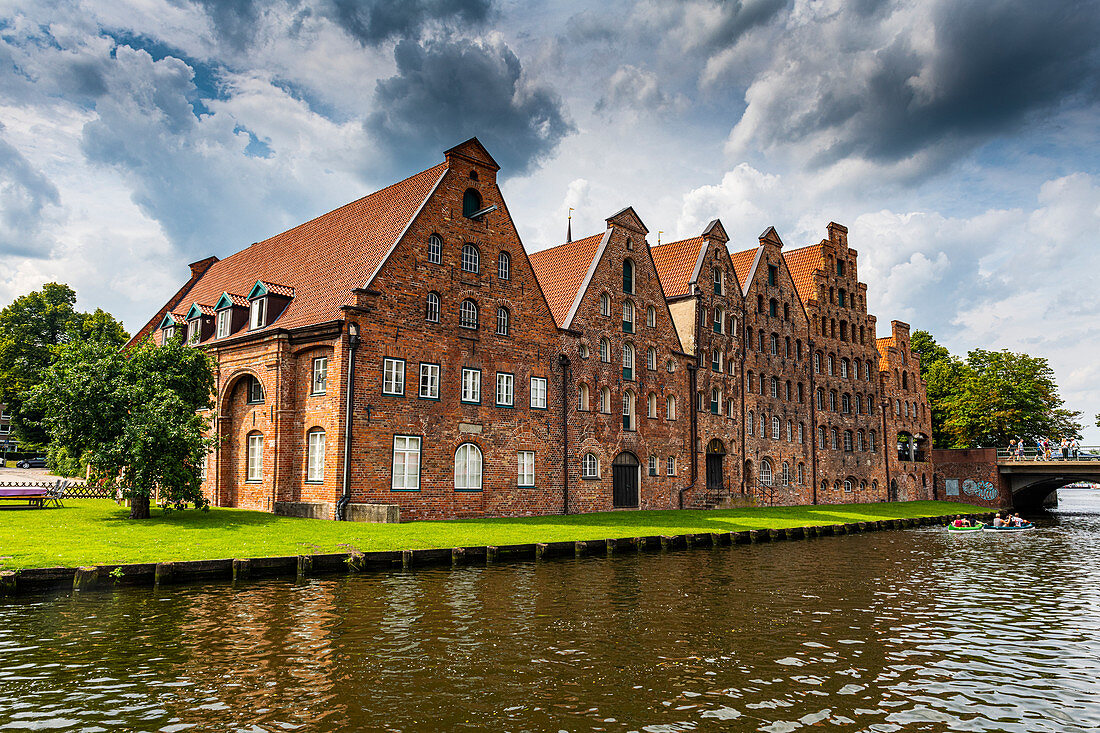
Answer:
[931,448,1011,508]
[880,321,935,501]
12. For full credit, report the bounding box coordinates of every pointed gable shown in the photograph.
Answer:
[729,246,761,293]
[444,137,501,171]
[605,206,648,235]
[529,232,608,328]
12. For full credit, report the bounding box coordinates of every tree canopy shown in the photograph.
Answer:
[912,329,1081,449]
[0,283,128,450]
[29,337,215,519]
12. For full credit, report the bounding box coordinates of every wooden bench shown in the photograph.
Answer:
[0,486,49,508]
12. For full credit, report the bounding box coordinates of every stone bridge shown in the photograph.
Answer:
[933,448,1100,512]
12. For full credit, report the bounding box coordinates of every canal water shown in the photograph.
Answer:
[2,493,1099,732]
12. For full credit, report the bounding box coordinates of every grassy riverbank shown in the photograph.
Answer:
[0,499,986,570]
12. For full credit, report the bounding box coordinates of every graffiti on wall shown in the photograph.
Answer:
[961,478,998,502]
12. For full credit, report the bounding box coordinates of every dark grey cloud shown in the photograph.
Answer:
[0,125,60,258]
[326,0,492,46]
[192,0,262,52]
[366,37,573,176]
[729,0,1100,169]
[694,0,788,53]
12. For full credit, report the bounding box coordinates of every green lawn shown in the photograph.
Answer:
[0,499,987,570]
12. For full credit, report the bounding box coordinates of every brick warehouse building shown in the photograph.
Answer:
[130,138,934,520]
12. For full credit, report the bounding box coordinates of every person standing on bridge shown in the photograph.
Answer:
[1016,440,1025,461]
[1061,438,1070,461]
[1071,438,1080,460]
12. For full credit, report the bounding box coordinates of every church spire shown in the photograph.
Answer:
[567,207,573,243]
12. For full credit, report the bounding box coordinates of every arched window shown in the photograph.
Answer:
[747,371,754,391]
[714,307,724,333]
[797,463,805,484]
[758,330,766,351]
[841,393,851,413]
[246,432,263,481]
[462,188,482,217]
[649,455,658,476]
[427,234,442,264]
[759,413,766,437]
[798,423,805,443]
[459,299,478,329]
[622,390,636,430]
[869,430,877,452]
[648,392,658,418]
[600,337,610,362]
[600,292,611,316]
[841,358,849,378]
[818,426,827,449]
[666,395,677,420]
[857,430,865,451]
[782,462,790,486]
[622,300,634,331]
[426,292,441,323]
[770,333,779,355]
[785,336,791,357]
[760,459,773,486]
[821,479,829,493]
[895,399,901,415]
[579,343,589,359]
[816,388,824,409]
[647,346,657,371]
[647,305,656,327]
[712,349,721,372]
[306,428,326,482]
[582,453,599,478]
[828,354,835,375]
[711,388,721,414]
[769,298,778,317]
[455,443,482,491]
[747,412,754,434]
[496,307,510,336]
[497,251,511,280]
[854,361,861,380]
[770,376,779,398]
[786,420,793,442]
[771,416,781,440]
[831,427,839,450]
[579,382,590,411]
[844,478,853,493]
[666,359,675,373]
[844,430,853,452]
[600,387,611,413]
[461,243,480,273]
[830,390,837,411]
[622,341,634,380]
[813,352,821,373]
[866,362,873,381]
[785,381,792,400]
[623,259,635,294]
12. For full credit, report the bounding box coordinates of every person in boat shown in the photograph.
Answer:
[952,516,969,528]
[1013,513,1028,527]
[992,514,1005,527]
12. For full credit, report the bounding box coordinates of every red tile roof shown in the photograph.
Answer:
[651,236,704,298]
[257,282,296,298]
[220,293,250,308]
[159,162,447,338]
[528,232,605,327]
[782,243,824,306]
[729,246,760,291]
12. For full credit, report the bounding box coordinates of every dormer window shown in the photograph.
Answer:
[163,325,177,342]
[187,320,201,345]
[158,312,183,345]
[216,309,230,339]
[250,298,266,330]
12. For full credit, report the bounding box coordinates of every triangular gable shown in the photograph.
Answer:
[185,303,211,321]
[729,245,762,295]
[605,206,648,235]
[158,312,181,330]
[444,137,501,171]
[759,226,783,246]
[701,219,728,243]
[214,292,249,311]
[529,231,608,328]
[247,281,268,300]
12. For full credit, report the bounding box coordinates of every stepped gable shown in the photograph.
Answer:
[782,243,824,307]
[729,245,760,292]
[651,236,705,299]
[528,232,606,328]
[153,162,447,334]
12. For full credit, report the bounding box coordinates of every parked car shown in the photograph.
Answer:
[16,457,47,469]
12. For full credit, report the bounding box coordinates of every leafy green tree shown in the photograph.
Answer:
[29,338,214,519]
[0,284,129,452]
[910,329,952,377]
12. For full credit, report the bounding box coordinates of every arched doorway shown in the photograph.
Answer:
[889,478,899,502]
[612,452,640,508]
[706,439,726,494]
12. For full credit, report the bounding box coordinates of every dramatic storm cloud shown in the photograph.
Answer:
[1,0,1098,435]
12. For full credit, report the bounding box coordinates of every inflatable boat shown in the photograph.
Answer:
[983,523,1034,532]
[946,523,984,532]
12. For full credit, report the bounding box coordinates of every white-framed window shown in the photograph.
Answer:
[712,349,721,372]
[496,372,514,407]
[760,459,772,486]
[714,307,724,334]
[797,463,805,484]
[461,243,480,273]
[786,420,793,442]
[727,398,734,416]
[667,359,675,373]
[247,376,264,404]
[582,453,599,478]
[666,456,676,476]
[250,298,266,330]
[772,416,781,440]
[600,387,611,413]
[648,392,658,418]
[162,325,177,343]
[857,430,865,451]
[813,352,821,373]
[579,382,590,411]
[517,451,535,487]
[306,429,325,482]
[798,423,804,444]
[461,368,481,404]
[187,320,201,344]
[579,343,589,359]
[392,435,421,490]
[759,413,766,437]
[666,395,676,420]
[383,358,405,395]
[622,342,634,378]
[770,377,779,398]
[870,431,877,451]
[246,433,263,481]
[648,346,657,371]
[428,234,442,264]
[498,251,511,280]
[496,307,510,336]
[622,300,634,331]
[711,388,721,414]
[622,390,635,431]
[600,292,611,316]
[844,430,854,452]
[828,354,835,376]
[844,479,853,493]
[311,357,328,395]
[782,462,790,486]
[831,427,840,450]
[459,299,478,329]
[419,363,440,399]
[216,309,231,339]
[841,359,849,378]
[647,305,656,327]
[713,267,723,295]
[747,411,754,434]
[600,337,610,362]
[455,443,483,491]
[426,292,441,323]
[530,377,547,409]
[648,455,658,476]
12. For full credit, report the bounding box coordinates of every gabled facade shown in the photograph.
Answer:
[652,220,745,507]
[531,207,692,512]
[877,321,934,501]
[784,223,886,503]
[736,227,814,504]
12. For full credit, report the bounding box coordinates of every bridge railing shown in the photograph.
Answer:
[996,447,1100,462]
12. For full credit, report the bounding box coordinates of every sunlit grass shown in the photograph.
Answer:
[0,499,985,570]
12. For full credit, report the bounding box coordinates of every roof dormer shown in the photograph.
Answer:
[246,280,294,330]
[158,312,185,344]
[184,303,215,345]
[214,292,249,339]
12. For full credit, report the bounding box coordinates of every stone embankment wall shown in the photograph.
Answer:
[931,448,1011,508]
